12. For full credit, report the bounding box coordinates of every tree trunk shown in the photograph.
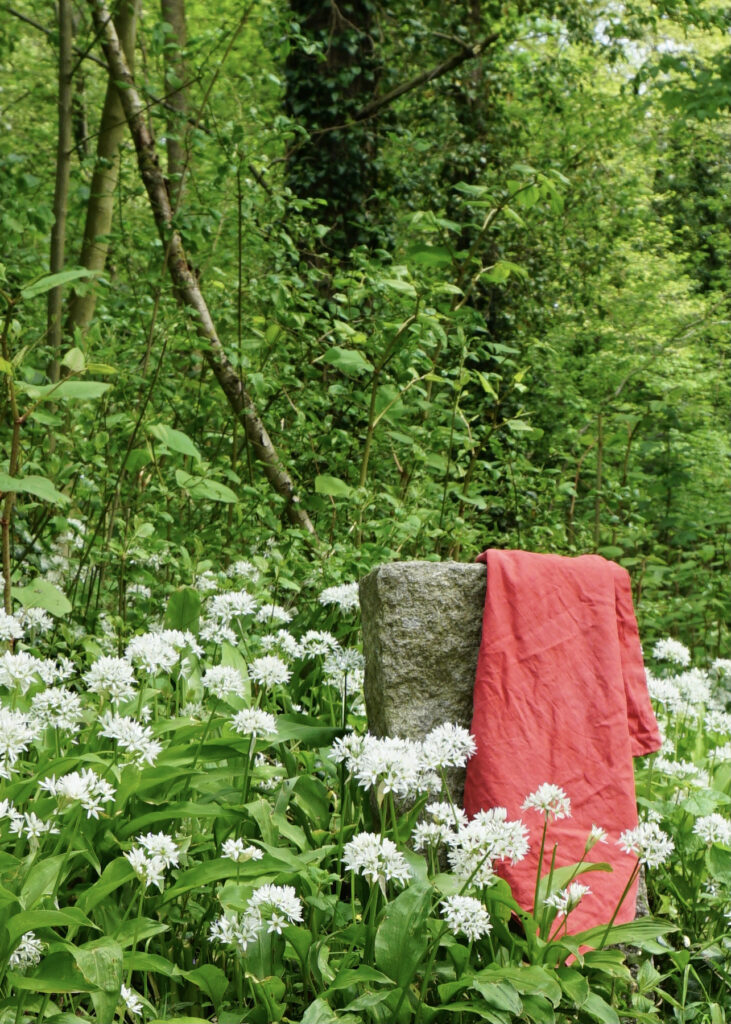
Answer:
[67,0,140,333]
[160,0,189,204]
[86,0,317,536]
[47,0,73,381]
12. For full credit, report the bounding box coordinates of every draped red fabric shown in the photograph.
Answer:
[463,549,662,935]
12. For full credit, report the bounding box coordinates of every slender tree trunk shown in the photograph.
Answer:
[160,0,188,203]
[47,0,73,381]
[86,0,317,536]
[67,0,139,333]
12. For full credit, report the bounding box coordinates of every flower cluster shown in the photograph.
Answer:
[618,821,674,867]
[210,884,303,952]
[441,894,492,941]
[342,833,412,887]
[40,768,115,818]
[318,582,359,612]
[522,783,571,820]
[222,838,263,862]
[9,931,45,972]
[448,808,530,888]
[652,638,691,667]
[230,707,277,738]
[84,656,137,704]
[544,882,591,915]
[98,712,162,767]
[125,832,180,891]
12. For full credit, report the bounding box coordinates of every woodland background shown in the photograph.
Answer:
[1,0,729,652]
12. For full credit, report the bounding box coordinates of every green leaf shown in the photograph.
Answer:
[12,578,72,616]
[7,908,96,944]
[75,859,134,915]
[20,268,97,300]
[9,952,96,993]
[181,964,229,1007]
[375,882,431,987]
[536,861,612,907]
[472,980,523,1016]
[582,992,620,1024]
[315,474,352,498]
[556,966,589,1007]
[149,423,202,461]
[382,277,417,297]
[570,917,676,953]
[327,966,395,992]
[19,380,112,401]
[0,357,12,374]
[475,966,562,1007]
[61,347,85,372]
[71,939,123,992]
[163,587,201,633]
[175,470,238,504]
[20,855,68,910]
[301,999,360,1024]
[405,245,452,267]
[0,473,69,505]
[322,345,373,376]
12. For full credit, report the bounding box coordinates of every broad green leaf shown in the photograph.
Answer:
[536,861,612,907]
[75,859,134,915]
[374,882,431,988]
[322,345,373,376]
[405,245,452,267]
[472,980,523,1016]
[0,473,69,505]
[556,966,589,1007]
[301,999,360,1024]
[570,916,676,953]
[175,470,238,503]
[181,964,229,1007]
[521,994,556,1024]
[163,587,201,633]
[475,965,562,1007]
[20,268,97,300]
[71,939,123,992]
[8,908,96,944]
[149,423,202,461]
[0,357,13,374]
[61,347,85,372]
[161,852,295,903]
[8,952,96,993]
[19,380,112,401]
[13,578,72,616]
[327,966,395,992]
[20,855,69,910]
[582,992,620,1024]
[315,474,352,498]
[381,277,417,297]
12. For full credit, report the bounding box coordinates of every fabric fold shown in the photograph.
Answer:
[463,549,661,935]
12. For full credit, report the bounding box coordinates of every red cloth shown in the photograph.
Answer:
[463,549,662,935]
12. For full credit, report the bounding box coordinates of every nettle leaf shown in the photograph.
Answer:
[20,268,98,300]
[18,380,112,401]
[322,346,373,376]
[175,470,238,503]
[315,474,352,498]
[12,578,72,616]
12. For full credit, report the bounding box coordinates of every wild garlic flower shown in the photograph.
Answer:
[256,604,293,624]
[222,838,263,862]
[40,769,115,818]
[522,783,571,820]
[0,708,42,775]
[154,628,203,657]
[230,708,277,738]
[260,630,302,658]
[98,712,162,767]
[544,882,591,915]
[618,821,674,867]
[201,665,247,700]
[412,802,468,850]
[710,743,731,764]
[209,910,261,952]
[199,619,236,645]
[654,756,709,788]
[84,656,137,704]
[441,895,492,941]
[9,811,59,842]
[30,686,84,732]
[346,734,424,799]
[9,932,45,971]
[705,710,731,735]
[135,831,180,868]
[693,814,731,847]
[210,884,303,952]
[125,633,179,675]
[586,825,609,850]
[15,607,54,635]
[125,848,167,891]
[0,651,45,694]
[195,570,220,592]
[448,809,530,888]
[207,590,257,624]
[300,630,339,657]
[652,638,691,667]
[420,723,477,771]
[0,609,24,642]
[342,833,412,887]
[226,560,260,582]
[120,984,143,1016]
[248,655,291,689]
[710,658,731,680]
[318,583,359,612]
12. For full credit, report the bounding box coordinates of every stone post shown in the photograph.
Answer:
[359,560,486,803]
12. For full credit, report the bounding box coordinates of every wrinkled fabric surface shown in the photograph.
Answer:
[463,549,662,935]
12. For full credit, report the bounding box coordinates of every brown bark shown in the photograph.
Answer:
[67,0,139,333]
[86,0,317,536]
[47,0,73,381]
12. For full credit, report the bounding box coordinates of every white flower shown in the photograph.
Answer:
[710,743,731,764]
[412,802,467,850]
[40,769,115,818]
[586,825,608,850]
[9,932,45,971]
[209,909,261,952]
[448,809,529,888]
[124,847,167,891]
[654,756,709,788]
[30,686,84,732]
[249,883,304,923]
[260,630,302,658]
[180,700,206,721]
[618,821,674,867]
[249,655,291,689]
[652,638,691,667]
[125,633,179,675]
[15,607,54,635]
[120,984,143,1016]
[318,583,359,612]
[155,628,203,657]
[300,630,339,657]
[420,723,477,771]
[0,609,24,642]
[84,656,137,704]
[348,734,424,799]
[441,895,492,941]
[522,783,571,820]
[136,832,180,868]
[0,708,41,773]
[710,658,731,680]
[256,604,293,624]
[10,812,59,841]
[199,619,236,645]
[0,651,45,694]
[98,712,162,767]
[202,665,247,700]
[226,560,260,582]
[195,570,220,592]
[231,708,278,738]
[705,710,731,734]
[544,882,591,915]
[207,590,257,624]
[693,814,731,846]
[222,838,263,862]
[342,833,412,887]
[126,583,151,599]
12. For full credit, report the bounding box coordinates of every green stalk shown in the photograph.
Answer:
[597,860,640,949]
[532,814,550,917]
